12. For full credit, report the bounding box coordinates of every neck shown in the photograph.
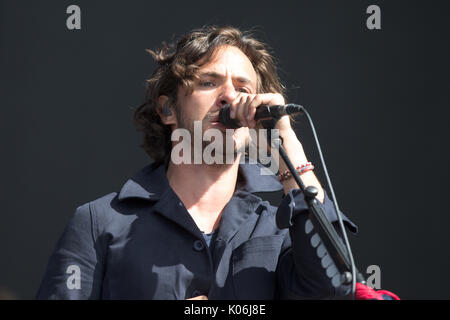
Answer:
[166,154,242,232]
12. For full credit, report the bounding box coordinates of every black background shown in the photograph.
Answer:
[1,0,449,299]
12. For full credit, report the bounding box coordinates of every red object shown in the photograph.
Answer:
[278,162,314,181]
[355,283,400,300]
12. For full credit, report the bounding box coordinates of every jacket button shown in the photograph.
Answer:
[193,239,205,251]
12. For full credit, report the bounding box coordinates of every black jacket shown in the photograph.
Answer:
[36,161,357,299]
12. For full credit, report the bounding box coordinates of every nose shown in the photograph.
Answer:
[217,79,238,108]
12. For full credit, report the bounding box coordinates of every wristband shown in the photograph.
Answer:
[277,162,314,182]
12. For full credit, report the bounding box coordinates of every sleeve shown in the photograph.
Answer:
[36,202,105,299]
[275,188,358,299]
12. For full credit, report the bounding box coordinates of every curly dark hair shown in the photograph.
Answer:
[133,25,287,165]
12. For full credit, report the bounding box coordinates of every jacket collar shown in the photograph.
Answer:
[117,160,283,202]
[117,162,168,201]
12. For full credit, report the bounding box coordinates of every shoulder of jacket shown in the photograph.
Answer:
[75,192,123,237]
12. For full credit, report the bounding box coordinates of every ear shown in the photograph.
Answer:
[157,95,177,126]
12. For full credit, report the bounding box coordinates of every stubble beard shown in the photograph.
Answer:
[176,111,243,165]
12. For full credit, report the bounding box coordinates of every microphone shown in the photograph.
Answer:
[218,103,304,128]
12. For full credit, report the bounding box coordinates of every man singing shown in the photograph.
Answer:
[37,26,357,299]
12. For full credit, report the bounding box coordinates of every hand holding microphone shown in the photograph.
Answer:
[219,103,304,129]
[217,93,305,163]
[218,93,301,132]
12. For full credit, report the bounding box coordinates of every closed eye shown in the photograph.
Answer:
[198,80,251,93]
[237,87,250,93]
[199,81,216,87]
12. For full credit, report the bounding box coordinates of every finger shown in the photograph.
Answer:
[236,95,248,127]
[254,93,285,107]
[248,94,262,127]
[241,95,253,127]
[229,94,245,128]
[245,94,256,127]
[229,94,242,119]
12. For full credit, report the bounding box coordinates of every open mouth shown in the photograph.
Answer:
[205,112,220,124]
[209,118,226,131]
[205,111,228,130]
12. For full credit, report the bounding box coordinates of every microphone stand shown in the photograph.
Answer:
[260,118,366,296]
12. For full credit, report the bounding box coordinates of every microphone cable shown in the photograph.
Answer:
[297,105,357,300]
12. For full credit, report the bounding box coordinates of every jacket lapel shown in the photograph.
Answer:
[117,162,203,239]
[151,187,204,240]
[215,190,263,244]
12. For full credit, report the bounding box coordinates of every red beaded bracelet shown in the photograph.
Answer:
[277,162,314,182]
